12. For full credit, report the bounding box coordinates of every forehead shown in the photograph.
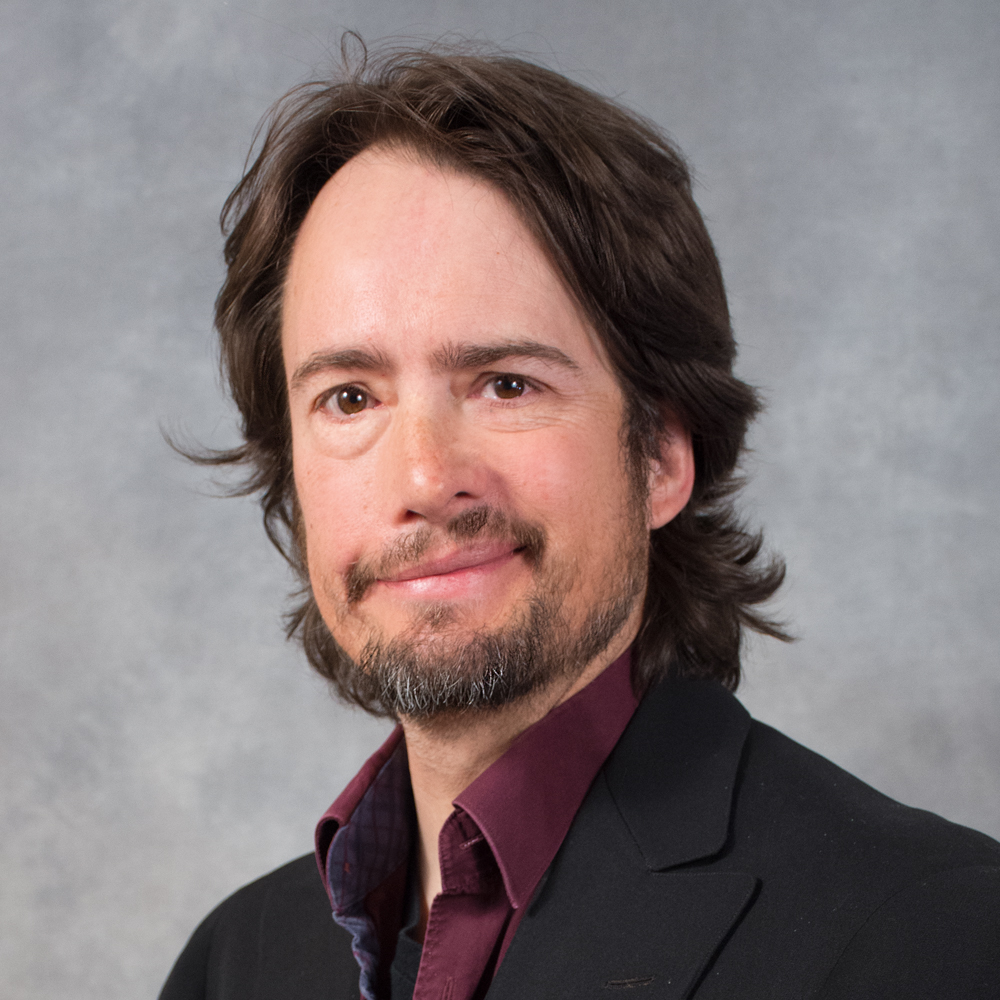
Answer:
[281,147,605,371]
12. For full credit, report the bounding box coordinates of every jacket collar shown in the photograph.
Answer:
[604,677,752,871]
[485,678,757,1000]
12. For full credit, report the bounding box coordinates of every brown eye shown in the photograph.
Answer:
[336,386,368,415]
[491,375,526,399]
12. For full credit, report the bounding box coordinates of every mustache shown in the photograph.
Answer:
[344,506,546,605]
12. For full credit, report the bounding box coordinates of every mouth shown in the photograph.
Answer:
[380,542,524,584]
[344,507,547,606]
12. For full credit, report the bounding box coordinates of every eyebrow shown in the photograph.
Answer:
[431,340,580,373]
[290,339,579,392]
[289,347,394,392]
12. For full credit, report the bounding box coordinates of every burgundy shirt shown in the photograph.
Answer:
[315,651,639,1000]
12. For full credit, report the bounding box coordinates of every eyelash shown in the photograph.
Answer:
[478,373,539,401]
[315,384,375,416]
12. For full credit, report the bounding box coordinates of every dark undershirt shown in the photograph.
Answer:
[389,850,423,1000]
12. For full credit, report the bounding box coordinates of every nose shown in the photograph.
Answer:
[382,398,487,526]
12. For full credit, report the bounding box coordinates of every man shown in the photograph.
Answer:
[161,43,1000,1000]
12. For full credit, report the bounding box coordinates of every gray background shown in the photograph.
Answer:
[2,1,998,997]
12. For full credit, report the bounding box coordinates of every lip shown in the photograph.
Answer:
[380,542,521,583]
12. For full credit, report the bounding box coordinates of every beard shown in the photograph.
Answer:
[316,501,648,721]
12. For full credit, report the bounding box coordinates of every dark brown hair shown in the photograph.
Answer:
[200,37,789,709]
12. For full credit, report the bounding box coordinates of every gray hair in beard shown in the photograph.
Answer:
[343,505,647,719]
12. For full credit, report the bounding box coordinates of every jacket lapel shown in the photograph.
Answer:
[487,680,758,999]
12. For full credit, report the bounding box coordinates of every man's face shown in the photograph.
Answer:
[282,149,657,716]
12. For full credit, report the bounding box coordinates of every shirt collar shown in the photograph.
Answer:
[314,725,406,892]
[455,649,637,909]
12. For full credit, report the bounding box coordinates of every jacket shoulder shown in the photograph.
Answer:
[738,720,1000,873]
[701,720,1000,997]
[158,854,358,1000]
[814,862,1000,999]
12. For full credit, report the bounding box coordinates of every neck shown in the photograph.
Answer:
[400,619,638,938]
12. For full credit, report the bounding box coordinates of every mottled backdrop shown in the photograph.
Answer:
[2,1,998,997]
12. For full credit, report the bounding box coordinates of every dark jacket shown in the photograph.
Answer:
[160,679,1000,999]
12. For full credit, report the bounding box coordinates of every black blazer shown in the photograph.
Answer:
[160,679,1000,999]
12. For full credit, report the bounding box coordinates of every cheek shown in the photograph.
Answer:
[293,446,375,577]
[499,422,632,548]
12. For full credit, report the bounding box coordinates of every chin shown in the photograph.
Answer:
[366,590,522,634]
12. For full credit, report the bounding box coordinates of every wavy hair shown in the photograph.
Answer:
[196,37,789,711]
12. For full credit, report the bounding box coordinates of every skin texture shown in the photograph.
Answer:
[282,148,694,932]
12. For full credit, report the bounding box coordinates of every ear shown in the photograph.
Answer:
[647,415,695,530]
